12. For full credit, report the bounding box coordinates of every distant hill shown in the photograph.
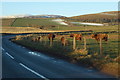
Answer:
[69,11,119,25]
[1,14,67,28]
[2,18,68,30]
[25,15,66,18]
[1,14,66,19]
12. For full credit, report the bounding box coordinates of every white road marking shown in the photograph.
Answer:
[22,47,25,48]
[52,19,68,25]
[88,69,93,72]
[19,63,49,80]
[54,61,57,62]
[6,52,14,59]
[2,47,4,51]
[28,52,41,57]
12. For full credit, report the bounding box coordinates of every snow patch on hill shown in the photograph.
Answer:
[52,19,68,25]
[1,14,31,18]
[99,13,117,16]
[71,22,104,26]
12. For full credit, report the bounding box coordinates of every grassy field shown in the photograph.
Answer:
[12,18,61,27]
[2,18,16,27]
[2,18,67,27]
[50,25,118,32]
[1,27,94,34]
[1,27,48,34]
[1,17,118,34]
[11,33,119,77]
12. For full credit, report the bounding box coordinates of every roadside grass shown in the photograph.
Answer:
[11,33,119,77]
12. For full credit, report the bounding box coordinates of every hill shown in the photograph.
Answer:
[2,18,16,26]
[2,18,69,29]
[1,11,119,31]
[69,11,119,25]
[1,14,66,19]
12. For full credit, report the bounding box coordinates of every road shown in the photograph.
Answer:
[1,35,116,80]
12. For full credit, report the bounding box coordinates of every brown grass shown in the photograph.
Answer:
[101,63,119,77]
[1,27,93,34]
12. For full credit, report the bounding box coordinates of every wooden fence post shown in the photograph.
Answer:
[42,36,45,45]
[84,37,86,50]
[44,36,47,45]
[50,37,52,47]
[100,38,103,55]
[73,36,76,50]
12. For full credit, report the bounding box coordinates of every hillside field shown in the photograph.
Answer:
[2,11,119,34]
[2,18,67,28]
[1,17,118,34]
[69,11,119,25]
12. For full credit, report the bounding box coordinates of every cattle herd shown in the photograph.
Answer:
[16,33,108,54]
[20,33,109,46]
[45,33,108,47]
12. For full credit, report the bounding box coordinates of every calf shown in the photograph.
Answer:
[48,33,56,41]
[76,34,82,40]
[91,33,108,41]
[37,36,42,41]
[48,33,56,47]
[61,37,68,46]
[31,36,42,42]
[70,34,82,40]
[31,37,36,42]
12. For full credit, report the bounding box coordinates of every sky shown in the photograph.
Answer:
[1,0,119,2]
[1,2,118,17]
